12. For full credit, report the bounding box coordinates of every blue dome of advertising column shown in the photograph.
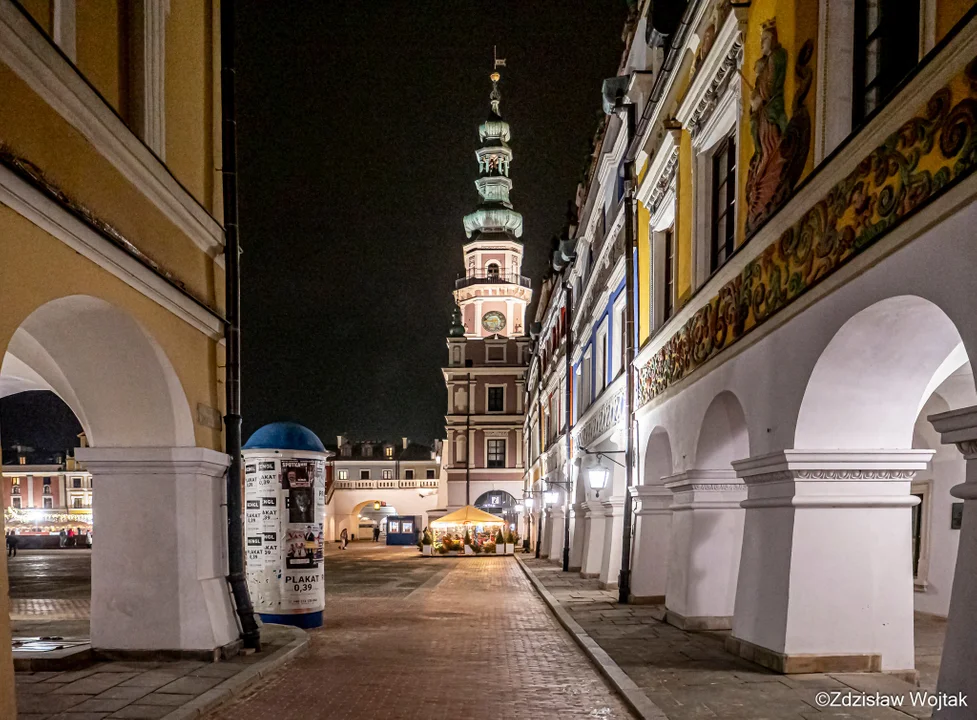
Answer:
[243,422,326,453]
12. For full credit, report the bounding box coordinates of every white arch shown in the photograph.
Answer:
[1,295,194,447]
[795,296,970,449]
[642,426,673,485]
[694,391,750,469]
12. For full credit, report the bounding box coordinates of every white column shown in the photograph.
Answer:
[515,429,523,467]
[629,484,672,603]
[664,469,746,631]
[929,408,977,718]
[540,507,553,559]
[569,502,586,571]
[598,497,625,589]
[77,447,239,652]
[580,499,606,578]
[548,504,566,565]
[729,450,931,676]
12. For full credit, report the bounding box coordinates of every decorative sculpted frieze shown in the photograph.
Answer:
[649,148,680,216]
[579,389,626,448]
[638,56,977,407]
[688,36,745,139]
[793,470,918,480]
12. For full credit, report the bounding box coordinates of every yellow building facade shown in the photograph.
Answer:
[0,1,233,711]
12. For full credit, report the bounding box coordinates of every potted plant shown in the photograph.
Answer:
[484,541,496,553]
[437,542,449,555]
[505,529,516,555]
[464,529,474,555]
[422,530,433,556]
[495,529,506,555]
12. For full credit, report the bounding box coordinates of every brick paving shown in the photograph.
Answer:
[523,558,949,720]
[206,544,633,719]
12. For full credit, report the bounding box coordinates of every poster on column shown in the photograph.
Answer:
[244,458,283,613]
[281,459,325,613]
[244,463,263,588]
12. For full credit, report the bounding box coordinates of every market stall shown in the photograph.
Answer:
[427,505,517,556]
[2,508,93,549]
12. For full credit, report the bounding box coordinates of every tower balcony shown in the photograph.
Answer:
[455,271,531,290]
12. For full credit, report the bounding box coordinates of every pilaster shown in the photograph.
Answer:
[598,496,625,589]
[929,407,977,717]
[629,484,672,603]
[728,449,932,676]
[664,469,746,631]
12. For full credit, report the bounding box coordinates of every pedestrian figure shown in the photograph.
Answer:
[372,525,380,543]
[67,527,75,547]
[59,528,67,548]
[340,527,349,550]
[86,530,92,548]
[6,531,18,558]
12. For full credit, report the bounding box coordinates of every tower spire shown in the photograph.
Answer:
[452,55,532,339]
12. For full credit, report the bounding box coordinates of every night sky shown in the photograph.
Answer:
[0,2,628,453]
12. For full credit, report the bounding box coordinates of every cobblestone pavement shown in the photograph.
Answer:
[524,558,949,720]
[206,544,634,720]
[7,549,92,638]
[14,624,301,720]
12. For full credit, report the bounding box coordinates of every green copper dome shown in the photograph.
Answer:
[448,306,466,337]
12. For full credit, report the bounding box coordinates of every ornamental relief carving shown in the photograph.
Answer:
[955,440,977,458]
[688,36,745,139]
[638,56,977,407]
[579,389,626,449]
[649,148,680,216]
[793,470,918,480]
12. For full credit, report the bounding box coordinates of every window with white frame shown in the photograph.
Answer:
[43,496,53,509]
[612,297,626,378]
[360,470,370,480]
[662,226,675,322]
[384,446,393,458]
[382,470,393,480]
[596,321,608,393]
[426,469,436,479]
[338,469,349,481]
[487,439,506,468]
[853,0,921,124]
[710,132,737,273]
[405,469,415,480]
[582,349,593,411]
[487,386,505,413]
[11,496,21,509]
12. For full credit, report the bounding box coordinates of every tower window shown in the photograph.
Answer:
[486,263,500,279]
[487,386,504,412]
[487,439,506,468]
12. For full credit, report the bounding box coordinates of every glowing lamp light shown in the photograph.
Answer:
[543,490,558,505]
[524,497,534,510]
[373,501,381,511]
[514,503,525,513]
[588,464,610,496]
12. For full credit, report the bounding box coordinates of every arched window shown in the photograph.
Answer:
[486,263,500,280]
[473,490,518,520]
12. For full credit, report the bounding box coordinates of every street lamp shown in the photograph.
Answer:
[587,463,610,497]
[523,497,534,510]
[373,501,381,511]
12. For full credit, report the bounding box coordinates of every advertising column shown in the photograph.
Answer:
[243,451,327,628]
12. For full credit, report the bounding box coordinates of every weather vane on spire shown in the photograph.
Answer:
[490,46,506,115]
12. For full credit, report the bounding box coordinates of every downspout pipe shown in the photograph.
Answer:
[562,281,573,573]
[220,0,261,651]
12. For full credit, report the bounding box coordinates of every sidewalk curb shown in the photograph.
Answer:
[516,556,669,720]
[161,625,309,720]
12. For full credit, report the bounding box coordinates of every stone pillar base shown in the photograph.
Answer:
[666,610,731,632]
[580,571,599,579]
[598,580,618,590]
[629,594,666,605]
[725,635,881,674]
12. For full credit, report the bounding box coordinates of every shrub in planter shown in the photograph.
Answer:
[495,529,505,544]
[463,530,473,547]
[484,541,496,553]
[437,543,449,555]
[423,531,433,546]
[473,541,482,554]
